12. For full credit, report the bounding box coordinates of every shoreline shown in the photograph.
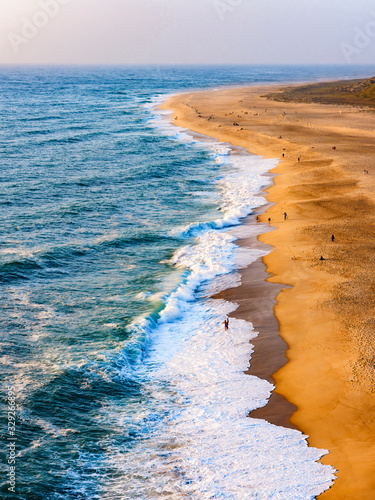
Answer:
[214,232,299,430]
[168,125,299,427]
[161,82,375,498]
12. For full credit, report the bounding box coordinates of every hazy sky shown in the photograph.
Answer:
[1,0,375,65]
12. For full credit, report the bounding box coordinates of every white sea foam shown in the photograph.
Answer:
[159,231,239,324]
[147,97,275,237]
[125,236,334,497]
[157,298,334,499]
[113,97,337,498]
[107,294,335,499]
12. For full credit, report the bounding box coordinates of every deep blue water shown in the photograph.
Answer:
[0,65,372,499]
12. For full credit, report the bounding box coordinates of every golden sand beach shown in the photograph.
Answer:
[161,82,375,499]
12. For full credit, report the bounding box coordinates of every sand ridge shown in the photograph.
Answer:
[161,84,375,499]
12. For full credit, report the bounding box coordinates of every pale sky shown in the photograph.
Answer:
[1,0,375,65]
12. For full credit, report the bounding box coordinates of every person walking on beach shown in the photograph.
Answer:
[224,318,229,330]
[331,234,335,242]
[283,212,288,220]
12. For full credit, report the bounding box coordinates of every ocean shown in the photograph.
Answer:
[0,65,371,499]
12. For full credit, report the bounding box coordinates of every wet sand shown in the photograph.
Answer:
[213,216,298,430]
[161,84,375,499]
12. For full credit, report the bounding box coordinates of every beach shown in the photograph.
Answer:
[6,66,361,499]
[161,83,375,499]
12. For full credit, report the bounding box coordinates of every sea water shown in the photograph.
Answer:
[0,65,371,499]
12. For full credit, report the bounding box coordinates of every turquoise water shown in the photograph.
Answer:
[0,65,371,499]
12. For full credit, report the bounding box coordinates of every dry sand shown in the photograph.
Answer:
[161,84,375,499]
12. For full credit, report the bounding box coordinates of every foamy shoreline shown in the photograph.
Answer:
[143,101,335,497]
[161,83,375,499]
[154,98,298,429]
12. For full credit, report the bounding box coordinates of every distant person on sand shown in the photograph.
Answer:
[224,318,229,330]
[331,234,335,242]
[283,212,288,220]
[268,217,271,223]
